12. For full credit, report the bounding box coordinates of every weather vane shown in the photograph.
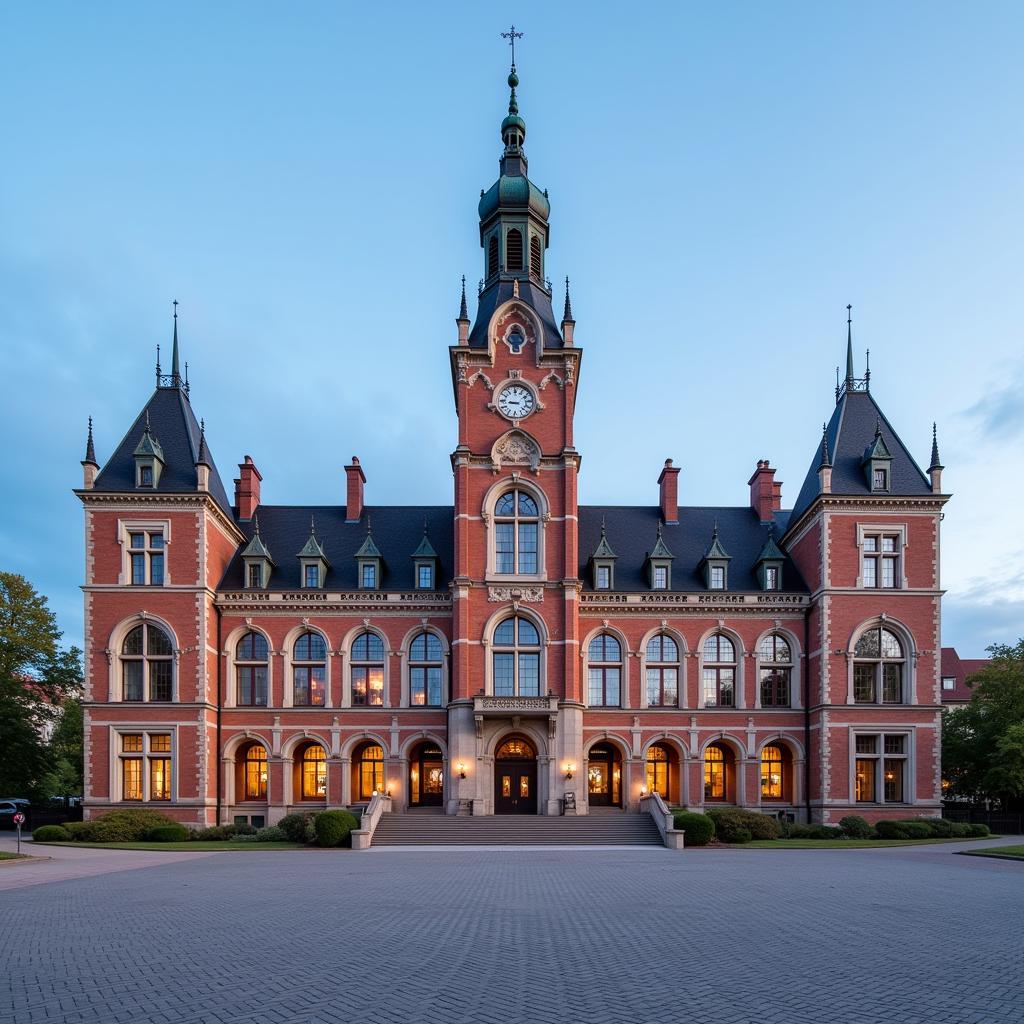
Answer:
[501,25,523,69]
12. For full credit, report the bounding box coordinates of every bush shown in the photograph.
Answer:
[671,811,715,846]
[706,808,781,842]
[33,825,71,842]
[731,827,753,844]
[788,824,843,840]
[900,821,933,840]
[918,818,954,837]
[255,826,287,842]
[145,824,188,843]
[314,810,360,848]
[277,812,317,844]
[838,815,874,839]
[967,823,990,838]
[63,809,179,843]
[874,820,910,839]
[192,824,239,841]
[230,834,259,843]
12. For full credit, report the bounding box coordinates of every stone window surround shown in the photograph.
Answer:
[482,608,548,698]
[845,617,916,706]
[116,518,172,586]
[848,727,915,805]
[108,724,177,804]
[106,614,180,704]
[752,627,802,710]
[481,476,549,583]
[697,627,746,710]
[855,522,909,589]
[636,626,687,710]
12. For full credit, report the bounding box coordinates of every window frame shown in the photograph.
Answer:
[487,484,546,582]
[350,631,386,707]
[701,633,737,709]
[586,633,622,708]
[408,631,445,707]
[114,728,175,803]
[852,731,911,804]
[235,631,269,707]
[851,626,907,706]
[291,630,327,707]
[757,633,794,709]
[856,524,907,589]
[120,621,175,703]
[489,615,543,697]
[644,633,680,708]
[118,520,171,586]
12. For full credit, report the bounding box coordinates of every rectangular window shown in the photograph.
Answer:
[596,565,610,590]
[237,666,268,706]
[710,566,725,590]
[122,733,144,753]
[351,666,383,706]
[855,735,877,754]
[122,759,143,800]
[149,734,171,753]
[873,468,888,490]
[139,465,154,486]
[131,553,146,586]
[703,668,734,708]
[765,566,779,590]
[855,758,876,802]
[305,564,320,588]
[493,653,514,696]
[653,566,667,590]
[882,663,902,703]
[495,524,515,573]
[862,533,900,589]
[855,734,908,803]
[883,735,905,755]
[293,666,326,706]
[127,529,166,585]
[411,667,443,706]
[518,653,540,696]
[942,676,956,691]
[517,523,538,574]
[417,564,433,589]
[862,556,877,588]
[361,563,376,588]
[149,660,173,702]
[647,668,677,706]
[150,554,164,586]
[247,563,263,588]
[853,664,876,703]
[883,760,904,802]
[760,668,791,707]
[123,662,143,701]
[149,758,171,800]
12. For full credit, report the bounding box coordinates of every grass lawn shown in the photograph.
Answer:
[0,851,30,860]
[958,844,1024,861]
[735,837,998,850]
[35,841,306,852]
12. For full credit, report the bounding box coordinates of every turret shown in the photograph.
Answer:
[81,416,99,489]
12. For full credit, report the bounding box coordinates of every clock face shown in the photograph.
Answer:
[497,384,536,420]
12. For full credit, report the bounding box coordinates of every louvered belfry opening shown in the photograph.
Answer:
[530,236,542,279]
[506,229,523,271]
[488,235,499,278]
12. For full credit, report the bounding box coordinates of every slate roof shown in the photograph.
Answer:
[940,647,988,704]
[789,389,932,528]
[467,279,564,350]
[219,506,455,592]
[578,506,807,593]
[92,387,232,514]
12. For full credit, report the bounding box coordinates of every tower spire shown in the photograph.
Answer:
[499,26,526,155]
[458,275,469,321]
[84,416,97,465]
[563,277,574,322]
[171,299,180,380]
[929,422,943,471]
[845,304,854,385]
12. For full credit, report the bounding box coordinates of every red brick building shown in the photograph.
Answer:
[77,63,950,827]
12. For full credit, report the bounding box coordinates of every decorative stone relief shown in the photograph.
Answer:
[490,429,541,472]
[487,586,544,603]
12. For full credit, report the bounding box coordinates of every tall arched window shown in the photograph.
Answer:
[242,743,268,800]
[587,634,622,707]
[487,235,499,277]
[704,743,734,802]
[853,627,905,704]
[702,634,736,708]
[760,744,789,801]
[494,489,539,574]
[122,623,173,702]
[292,632,326,707]
[492,616,540,697]
[529,235,542,278]
[506,228,523,270]
[646,634,679,706]
[299,743,327,800]
[409,632,444,707]
[351,631,385,706]
[758,634,792,708]
[356,743,385,799]
[236,631,268,706]
[646,743,670,799]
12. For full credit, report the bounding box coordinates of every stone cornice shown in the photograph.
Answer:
[579,592,808,614]
[783,493,949,546]
[75,490,245,543]
[215,590,453,614]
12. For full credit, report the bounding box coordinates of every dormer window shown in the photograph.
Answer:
[139,465,153,487]
[873,468,888,490]
[417,563,433,589]
[700,525,731,592]
[247,564,263,589]
[753,529,785,592]
[241,513,273,590]
[646,522,674,591]
[862,421,893,492]
[360,562,377,589]
[588,519,617,591]
[710,566,725,590]
[305,564,320,589]
[765,566,779,590]
[596,565,611,590]
[133,413,164,489]
[297,518,329,591]
[653,566,668,589]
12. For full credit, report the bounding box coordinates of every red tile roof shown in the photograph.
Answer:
[940,647,989,704]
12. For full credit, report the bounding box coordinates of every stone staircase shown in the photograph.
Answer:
[371,811,664,847]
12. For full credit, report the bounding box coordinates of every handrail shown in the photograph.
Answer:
[351,793,392,850]
[640,793,685,849]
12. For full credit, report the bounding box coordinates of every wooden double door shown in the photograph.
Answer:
[495,760,537,814]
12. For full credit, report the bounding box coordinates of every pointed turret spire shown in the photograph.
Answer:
[499,26,526,156]
[171,300,180,380]
[84,416,97,465]
[845,304,854,384]
[929,422,943,471]
[196,418,211,466]
[818,422,831,469]
[458,275,469,321]
[563,277,574,323]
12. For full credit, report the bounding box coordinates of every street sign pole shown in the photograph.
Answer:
[13,812,25,854]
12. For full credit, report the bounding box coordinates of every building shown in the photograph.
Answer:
[940,647,988,707]
[77,59,951,829]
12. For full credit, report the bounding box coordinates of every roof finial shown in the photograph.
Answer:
[501,24,522,70]
[458,275,469,321]
[563,276,574,322]
[197,418,209,464]
[171,299,180,381]
[929,421,943,470]
[156,343,161,380]
[499,26,526,152]
[310,514,316,537]
[864,347,870,391]
[253,510,261,536]
[84,416,97,464]
[818,422,831,468]
[845,304,854,385]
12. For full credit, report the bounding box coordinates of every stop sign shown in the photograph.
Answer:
[12,812,25,826]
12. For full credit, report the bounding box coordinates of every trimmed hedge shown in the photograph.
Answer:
[33,824,71,842]
[192,825,239,841]
[256,826,287,842]
[145,824,189,843]
[277,812,316,844]
[314,810,360,848]
[838,815,874,839]
[875,820,910,839]
[901,821,933,839]
[788,824,843,840]
[967,823,990,837]
[63,810,179,843]
[706,808,781,843]
[671,811,715,846]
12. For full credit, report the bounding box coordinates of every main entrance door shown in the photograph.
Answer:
[409,743,444,808]
[494,736,538,815]
[587,743,622,807]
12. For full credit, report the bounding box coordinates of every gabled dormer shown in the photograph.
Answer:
[133,411,165,488]
[411,524,439,590]
[645,522,674,590]
[241,513,274,589]
[589,520,617,591]
[753,528,785,591]
[297,518,329,589]
[862,420,893,492]
[700,525,731,591]
[355,519,383,590]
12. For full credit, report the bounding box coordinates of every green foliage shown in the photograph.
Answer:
[32,824,71,842]
[314,809,359,848]
[874,820,910,839]
[706,808,781,841]
[900,821,933,839]
[145,824,188,843]
[788,824,843,839]
[191,824,239,841]
[671,811,715,846]
[838,815,874,839]
[42,696,84,798]
[66,809,178,843]
[277,812,316,844]
[731,827,752,844]
[918,818,955,837]
[230,834,260,843]
[256,825,287,842]
[967,823,990,837]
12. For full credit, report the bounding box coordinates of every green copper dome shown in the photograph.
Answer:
[478,174,550,222]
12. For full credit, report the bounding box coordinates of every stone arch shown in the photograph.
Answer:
[106,613,181,704]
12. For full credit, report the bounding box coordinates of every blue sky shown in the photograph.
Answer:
[2,2,1021,657]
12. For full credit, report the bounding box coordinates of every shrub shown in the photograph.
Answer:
[33,825,71,842]
[788,824,842,840]
[838,815,874,839]
[874,820,910,839]
[731,827,752,844]
[314,810,360,848]
[64,809,179,843]
[967,823,990,838]
[192,825,239,841]
[145,824,189,843]
[918,818,954,837]
[900,821,933,840]
[671,811,715,846]
[255,826,287,842]
[706,808,781,842]
[230,834,259,843]
[277,812,316,844]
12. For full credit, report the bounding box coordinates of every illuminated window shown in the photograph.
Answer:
[854,733,908,803]
[409,632,444,707]
[494,489,540,575]
[236,631,268,706]
[492,616,541,697]
[119,732,172,801]
[243,744,268,800]
[128,530,165,586]
[646,744,670,799]
[645,634,679,707]
[758,634,792,707]
[356,744,385,799]
[292,631,327,707]
[702,634,736,708]
[760,744,787,800]
[704,744,733,802]
[300,744,327,800]
[351,631,385,706]
[121,623,173,702]
[587,634,621,707]
[853,627,905,704]
[496,737,535,759]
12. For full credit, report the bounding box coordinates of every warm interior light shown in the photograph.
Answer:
[457,761,467,779]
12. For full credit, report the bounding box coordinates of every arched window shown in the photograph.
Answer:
[758,634,792,708]
[702,634,736,708]
[704,743,734,802]
[351,631,385,706]
[506,228,523,271]
[587,634,621,707]
[242,743,268,800]
[496,736,536,759]
[356,743,385,800]
[853,627,905,704]
[760,744,788,801]
[409,632,444,707]
[492,616,540,697]
[494,489,539,574]
[299,743,327,800]
[122,623,173,702]
[530,235,542,278]
[646,743,670,799]
[646,634,679,706]
[292,631,326,707]
[236,631,268,706]
[487,235,499,277]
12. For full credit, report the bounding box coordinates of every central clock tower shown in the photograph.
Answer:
[446,60,585,814]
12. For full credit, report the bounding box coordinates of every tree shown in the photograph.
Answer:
[942,639,1024,808]
[0,572,83,801]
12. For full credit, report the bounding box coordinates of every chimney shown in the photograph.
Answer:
[345,456,366,522]
[748,460,780,523]
[234,456,262,520]
[657,459,680,525]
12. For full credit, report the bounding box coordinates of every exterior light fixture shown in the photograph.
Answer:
[565,763,575,780]
[457,761,467,779]
[640,786,648,798]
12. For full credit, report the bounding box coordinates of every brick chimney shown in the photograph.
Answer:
[234,456,262,520]
[748,460,781,523]
[345,456,366,522]
[657,459,680,525]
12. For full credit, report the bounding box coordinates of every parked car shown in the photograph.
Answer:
[0,799,31,829]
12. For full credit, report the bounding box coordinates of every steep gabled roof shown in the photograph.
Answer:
[702,525,731,562]
[648,524,675,560]
[467,279,563,350]
[412,528,438,559]
[754,530,786,564]
[241,516,274,563]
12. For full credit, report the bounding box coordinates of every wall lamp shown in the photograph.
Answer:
[457,761,467,779]
[564,763,576,780]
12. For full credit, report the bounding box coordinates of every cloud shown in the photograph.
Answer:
[965,366,1024,439]
[942,595,1024,659]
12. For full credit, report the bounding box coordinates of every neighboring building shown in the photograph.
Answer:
[940,647,989,706]
[76,59,951,828]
